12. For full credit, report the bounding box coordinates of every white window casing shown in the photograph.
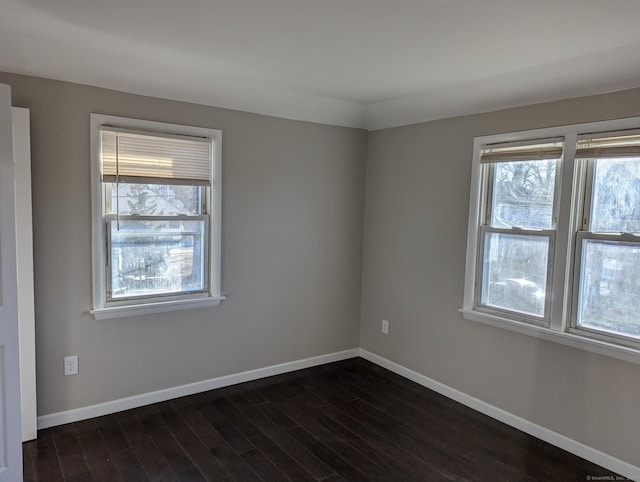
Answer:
[462,117,640,365]
[473,139,562,325]
[90,114,224,320]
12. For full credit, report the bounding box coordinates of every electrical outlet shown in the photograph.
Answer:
[381,319,389,335]
[64,355,78,376]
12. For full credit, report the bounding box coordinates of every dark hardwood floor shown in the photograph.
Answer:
[23,358,621,481]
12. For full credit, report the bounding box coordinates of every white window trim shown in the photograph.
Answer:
[89,114,224,320]
[462,115,640,365]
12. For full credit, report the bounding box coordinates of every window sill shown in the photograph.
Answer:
[459,308,640,366]
[91,296,225,320]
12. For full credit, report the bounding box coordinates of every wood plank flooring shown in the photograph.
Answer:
[23,358,622,481]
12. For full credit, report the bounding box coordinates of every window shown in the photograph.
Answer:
[572,133,640,346]
[463,118,640,363]
[90,115,223,319]
[476,141,562,323]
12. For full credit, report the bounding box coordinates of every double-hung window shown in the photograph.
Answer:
[572,133,640,346]
[90,115,223,319]
[463,118,640,363]
[476,140,562,324]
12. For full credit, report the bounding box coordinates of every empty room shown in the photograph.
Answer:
[1,0,640,480]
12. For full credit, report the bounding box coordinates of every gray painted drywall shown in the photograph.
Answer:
[361,88,640,465]
[4,68,640,467]
[0,72,366,416]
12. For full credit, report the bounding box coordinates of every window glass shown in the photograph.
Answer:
[577,239,640,341]
[481,232,549,317]
[109,219,207,300]
[108,183,202,216]
[490,159,557,229]
[590,158,640,233]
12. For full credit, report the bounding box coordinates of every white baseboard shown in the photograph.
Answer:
[36,346,640,479]
[37,348,360,430]
[359,349,640,481]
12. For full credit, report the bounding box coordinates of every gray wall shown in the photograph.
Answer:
[0,72,366,416]
[361,88,640,465]
[4,69,640,467]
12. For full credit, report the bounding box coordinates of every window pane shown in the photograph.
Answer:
[481,232,549,317]
[577,239,640,340]
[108,183,201,216]
[591,158,640,232]
[491,159,557,229]
[109,219,207,300]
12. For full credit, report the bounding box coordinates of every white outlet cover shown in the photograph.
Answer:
[64,355,78,376]
[382,319,389,334]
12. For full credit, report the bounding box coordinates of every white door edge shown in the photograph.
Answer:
[13,107,36,442]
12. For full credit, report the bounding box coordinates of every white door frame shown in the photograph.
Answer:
[0,83,24,480]
[13,107,36,442]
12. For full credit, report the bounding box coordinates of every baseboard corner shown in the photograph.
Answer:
[359,349,640,480]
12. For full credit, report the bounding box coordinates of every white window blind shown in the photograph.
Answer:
[576,132,640,159]
[481,140,564,163]
[101,127,212,185]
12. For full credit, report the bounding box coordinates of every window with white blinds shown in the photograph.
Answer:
[90,114,223,320]
[571,130,640,345]
[575,132,640,160]
[463,118,640,364]
[476,140,562,323]
[101,127,212,185]
[480,139,564,163]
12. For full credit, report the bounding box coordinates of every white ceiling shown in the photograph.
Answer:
[2,0,640,129]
